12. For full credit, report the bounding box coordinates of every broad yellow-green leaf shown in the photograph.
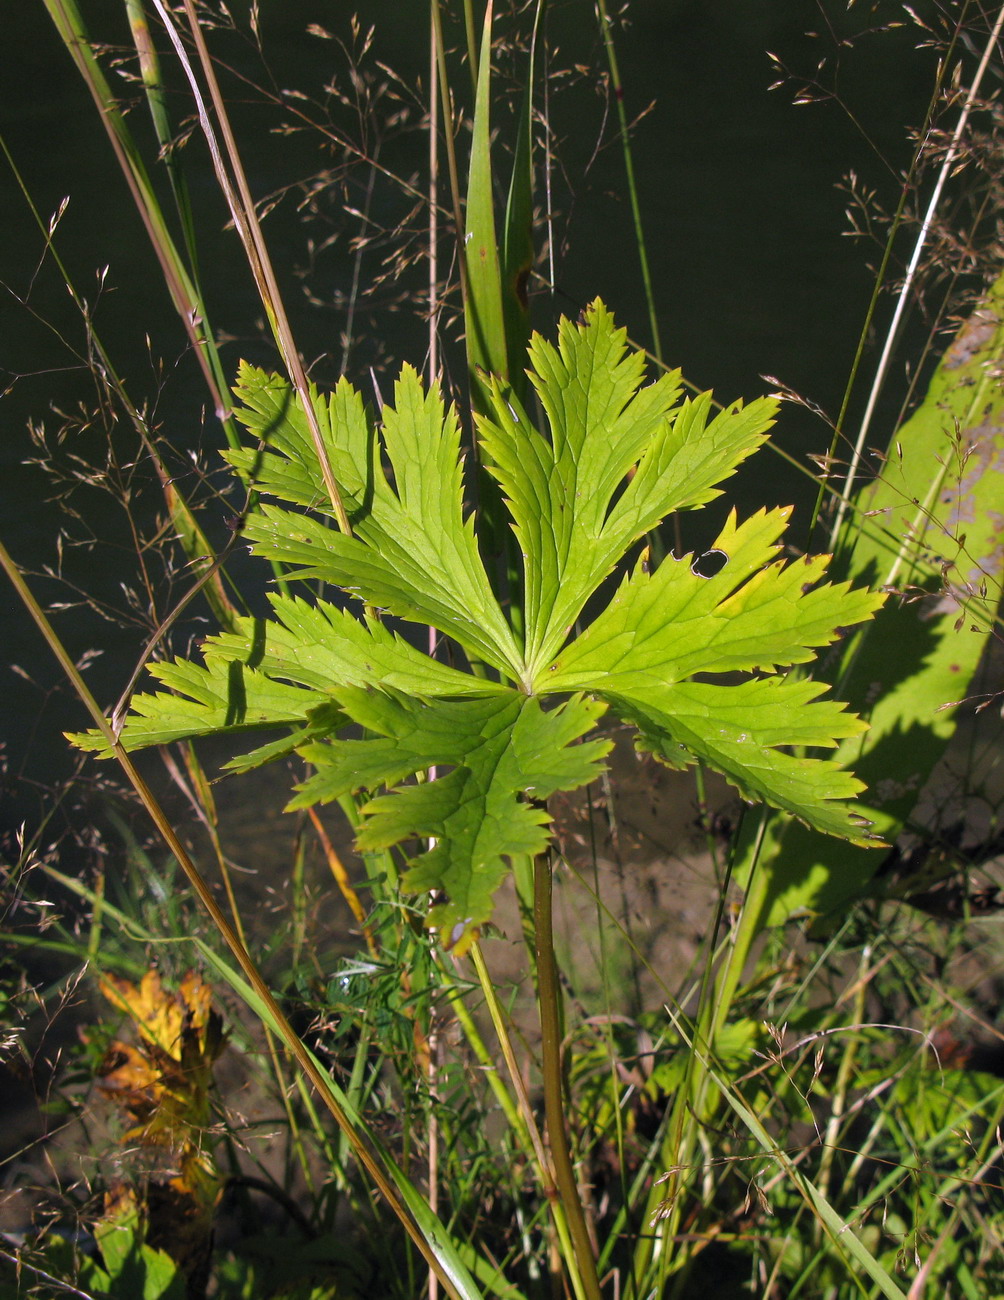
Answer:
[209,598,508,699]
[71,593,502,757]
[735,270,1004,925]
[545,508,883,689]
[611,678,871,842]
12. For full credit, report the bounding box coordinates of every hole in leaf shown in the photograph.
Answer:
[691,549,728,579]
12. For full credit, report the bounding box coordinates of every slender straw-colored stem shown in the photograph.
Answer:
[43,0,222,416]
[428,14,440,383]
[533,851,603,1300]
[807,22,962,539]
[0,540,467,1300]
[808,193,905,538]
[307,807,378,958]
[828,3,1004,548]
[146,0,352,536]
[431,0,469,305]
[41,3,292,605]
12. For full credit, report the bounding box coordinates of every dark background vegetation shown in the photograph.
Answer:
[2,1,939,816]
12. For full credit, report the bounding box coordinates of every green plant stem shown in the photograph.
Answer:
[468,944,552,1180]
[0,539,471,1300]
[814,944,871,1219]
[435,956,525,1142]
[533,850,603,1300]
[468,942,585,1299]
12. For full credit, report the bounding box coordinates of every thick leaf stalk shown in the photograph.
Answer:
[534,847,602,1300]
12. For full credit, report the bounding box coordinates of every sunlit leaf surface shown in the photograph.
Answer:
[74,303,883,945]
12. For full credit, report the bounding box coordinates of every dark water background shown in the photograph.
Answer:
[1,0,939,823]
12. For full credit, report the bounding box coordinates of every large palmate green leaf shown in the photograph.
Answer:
[74,302,883,949]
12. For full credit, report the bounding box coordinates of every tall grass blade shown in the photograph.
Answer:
[735,267,1004,928]
[464,0,509,413]
[500,1,544,407]
[43,0,238,445]
[702,1058,909,1300]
